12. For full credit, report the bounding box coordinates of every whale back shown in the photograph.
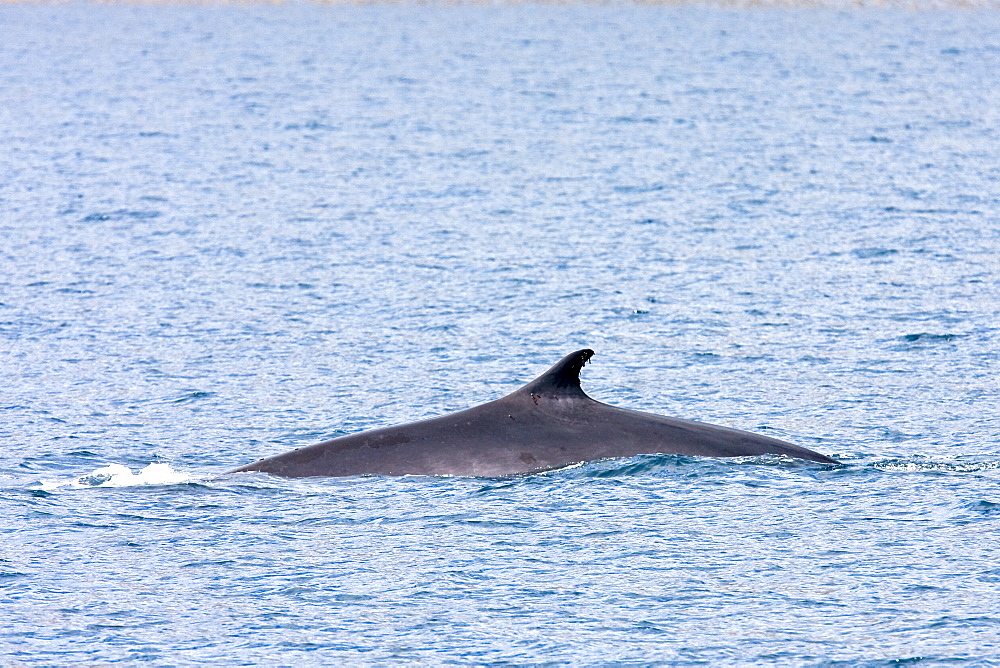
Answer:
[232,349,838,477]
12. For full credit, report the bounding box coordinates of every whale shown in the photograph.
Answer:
[232,349,838,478]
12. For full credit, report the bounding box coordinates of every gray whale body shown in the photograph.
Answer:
[233,349,838,478]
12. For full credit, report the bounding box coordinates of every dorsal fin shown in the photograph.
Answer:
[517,349,594,398]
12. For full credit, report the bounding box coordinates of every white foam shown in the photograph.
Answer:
[873,459,1000,474]
[37,463,196,491]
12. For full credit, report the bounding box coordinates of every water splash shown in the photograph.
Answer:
[872,458,1000,474]
[37,463,197,491]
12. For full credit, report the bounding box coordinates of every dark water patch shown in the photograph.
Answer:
[182,559,238,568]
[853,247,900,259]
[163,391,217,404]
[900,332,961,343]
[460,518,535,529]
[81,210,162,222]
[284,120,336,132]
[613,183,667,194]
[472,480,524,494]
[965,500,1000,515]
[70,520,119,529]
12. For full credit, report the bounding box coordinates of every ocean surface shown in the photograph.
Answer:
[2,3,1000,664]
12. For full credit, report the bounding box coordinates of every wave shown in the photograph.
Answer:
[536,452,839,479]
[30,454,1000,492]
[544,453,1000,479]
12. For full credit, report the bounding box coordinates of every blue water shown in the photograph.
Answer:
[3,3,1000,664]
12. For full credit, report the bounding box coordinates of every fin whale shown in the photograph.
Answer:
[232,349,838,478]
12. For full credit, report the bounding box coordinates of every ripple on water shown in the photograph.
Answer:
[2,3,1000,664]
